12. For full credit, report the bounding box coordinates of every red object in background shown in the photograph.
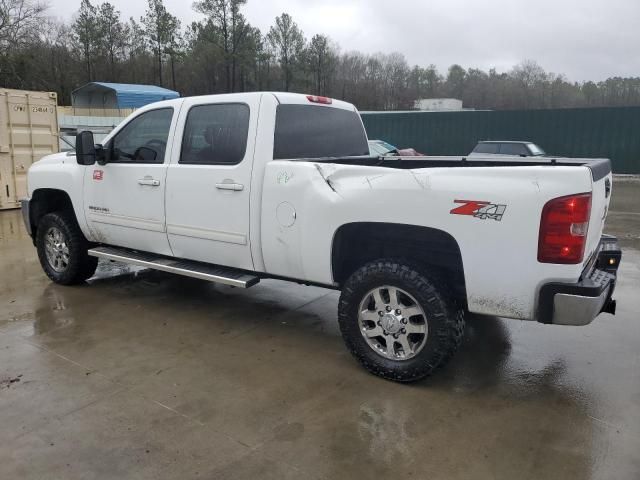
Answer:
[93,170,103,181]
[397,148,424,156]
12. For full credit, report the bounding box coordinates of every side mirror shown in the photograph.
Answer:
[95,144,107,165]
[76,131,96,165]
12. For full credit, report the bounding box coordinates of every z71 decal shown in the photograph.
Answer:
[450,200,507,221]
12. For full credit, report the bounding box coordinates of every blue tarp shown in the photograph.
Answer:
[71,82,180,109]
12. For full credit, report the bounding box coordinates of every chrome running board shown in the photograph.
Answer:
[88,246,260,288]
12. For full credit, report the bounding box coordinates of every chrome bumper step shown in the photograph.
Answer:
[88,246,260,288]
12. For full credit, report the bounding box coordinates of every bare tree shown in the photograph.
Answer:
[72,0,98,81]
[510,59,547,108]
[192,0,249,92]
[267,13,305,92]
[306,34,337,95]
[0,0,46,46]
[142,0,180,86]
[97,2,127,81]
[0,0,47,84]
[446,64,466,99]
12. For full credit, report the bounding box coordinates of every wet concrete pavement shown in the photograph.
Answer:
[1,179,639,479]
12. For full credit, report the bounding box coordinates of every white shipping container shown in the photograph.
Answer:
[414,98,463,111]
[0,88,59,209]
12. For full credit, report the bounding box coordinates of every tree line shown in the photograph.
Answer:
[1,0,640,111]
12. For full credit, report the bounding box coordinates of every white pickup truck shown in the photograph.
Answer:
[21,92,621,382]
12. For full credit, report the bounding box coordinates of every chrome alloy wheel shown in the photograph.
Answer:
[358,286,428,361]
[44,227,70,272]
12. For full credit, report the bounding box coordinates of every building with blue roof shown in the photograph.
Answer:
[71,82,179,110]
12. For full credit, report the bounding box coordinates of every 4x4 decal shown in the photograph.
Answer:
[450,200,507,221]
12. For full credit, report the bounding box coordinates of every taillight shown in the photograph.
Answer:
[306,95,332,104]
[538,193,592,264]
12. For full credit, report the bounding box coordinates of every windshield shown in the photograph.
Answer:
[527,143,546,156]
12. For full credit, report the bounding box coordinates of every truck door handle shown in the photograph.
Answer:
[138,178,160,186]
[215,182,244,191]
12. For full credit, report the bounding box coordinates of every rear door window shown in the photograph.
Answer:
[499,143,529,156]
[180,103,250,165]
[274,105,369,159]
[472,143,499,154]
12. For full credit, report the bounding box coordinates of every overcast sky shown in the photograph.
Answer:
[48,0,640,82]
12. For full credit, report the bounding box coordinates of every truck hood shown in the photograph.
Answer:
[34,151,74,166]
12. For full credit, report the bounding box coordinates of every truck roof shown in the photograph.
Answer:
[132,92,357,113]
[478,140,535,144]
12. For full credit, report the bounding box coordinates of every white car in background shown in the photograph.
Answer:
[469,140,546,157]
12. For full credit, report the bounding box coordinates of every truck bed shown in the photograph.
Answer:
[306,155,612,181]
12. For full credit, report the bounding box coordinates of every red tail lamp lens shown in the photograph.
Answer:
[538,193,592,264]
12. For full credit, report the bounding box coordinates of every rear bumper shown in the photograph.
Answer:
[538,235,621,325]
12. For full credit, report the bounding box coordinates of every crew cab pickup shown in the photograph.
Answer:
[21,92,621,382]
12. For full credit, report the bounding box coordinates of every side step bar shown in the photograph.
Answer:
[88,246,260,288]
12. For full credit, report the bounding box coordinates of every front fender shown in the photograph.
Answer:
[28,153,89,239]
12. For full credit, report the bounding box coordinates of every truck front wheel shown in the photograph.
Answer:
[36,211,98,285]
[338,259,465,382]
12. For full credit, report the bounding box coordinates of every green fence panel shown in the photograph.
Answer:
[361,107,640,174]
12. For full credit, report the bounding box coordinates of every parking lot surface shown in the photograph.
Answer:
[1,179,639,480]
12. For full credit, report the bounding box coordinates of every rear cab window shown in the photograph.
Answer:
[273,105,369,159]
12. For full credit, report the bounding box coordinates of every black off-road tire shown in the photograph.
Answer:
[36,211,98,285]
[338,259,465,382]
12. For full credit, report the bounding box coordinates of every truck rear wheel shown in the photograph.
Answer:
[338,259,465,382]
[36,211,98,285]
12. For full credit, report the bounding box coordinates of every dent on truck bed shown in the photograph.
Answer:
[313,161,413,193]
[314,163,339,193]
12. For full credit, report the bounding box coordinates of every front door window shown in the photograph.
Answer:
[111,108,174,163]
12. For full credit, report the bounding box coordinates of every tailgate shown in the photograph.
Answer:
[584,167,613,264]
